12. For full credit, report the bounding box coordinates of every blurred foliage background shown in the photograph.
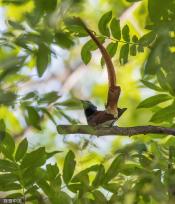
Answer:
[0,0,175,203]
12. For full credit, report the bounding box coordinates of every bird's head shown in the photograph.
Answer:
[80,100,97,117]
[81,100,97,110]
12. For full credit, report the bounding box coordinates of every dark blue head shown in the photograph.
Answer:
[81,100,97,117]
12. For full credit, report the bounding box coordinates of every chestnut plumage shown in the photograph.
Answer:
[81,100,126,127]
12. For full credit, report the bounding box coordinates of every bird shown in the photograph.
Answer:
[81,100,126,127]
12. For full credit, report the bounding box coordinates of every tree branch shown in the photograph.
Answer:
[57,125,175,136]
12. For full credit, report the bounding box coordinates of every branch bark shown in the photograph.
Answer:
[57,125,175,136]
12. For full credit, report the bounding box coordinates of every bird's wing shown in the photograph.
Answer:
[87,111,115,126]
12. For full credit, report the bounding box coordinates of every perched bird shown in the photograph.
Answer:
[81,100,126,127]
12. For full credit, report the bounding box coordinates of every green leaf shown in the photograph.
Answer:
[126,0,142,2]
[150,103,175,123]
[46,163,60,181]
[0,91,17,106]
[42,0,57,12]
[167,73,175,94]
[148,0,167,22]
[25,106,41,130]
[0,159,17,172]
[36,43,50,77]
[46,150,62,159]
[138,44,144,52]
[144,48,159,74]
[6,193,23,198]
[109,194,119,204]
[121,163,143,175]
[93,190,107,204]
[64,17,89,37]
[0,183,21,191]
[55,32,74,49]
[81,37,105,65]
[92,164,105,187]
[98,11,112,36]
[40,108,57,125]
[21,147,47,169]
[0,119,6,142]
[132,35,139,43]
[81,49,91,65]
[106,42,118,57]
[72,164,99,183]
[8,20,24,30]
[141,80,163,91]
[110,18,121,40]
[130,44,137,56]
[68,25,89,37]
[119,44,129,64]
[0,133,15,160]
[57,191,72,204]
[122,25,130,42]
[22,91,38,100]
[139,155,152,168]
[68,183,82,193]
[101,42,118,66]
[0,173,18,184]
[37,179,53,199]
[139,31,156,46]
[38,91,60,104]
[56,98,82,108]
[137,94,171,108]
[157,69,170,90]
[104,154,124,183]
[63,150,76,184]
[103,183,120,193]
[2,0,26,5]
[15,138,28,161]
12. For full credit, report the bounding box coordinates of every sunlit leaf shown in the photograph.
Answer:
[122,25,130,42]
[0,91,17,106]
[104,154,124,183]
[119,44,129,64]
[110,18,121,40]
[21,147,46,169]
[25,106,41,130]
[0,183,21,191]
[38,91,60,104]
[0,133,15,160]
[57,191,72,204]
[92,164,105,187]
[150,103,175,123]
[139,31,156,46]
[15,138,28,161]
[126,0,142,2]
[130,44,137,56]
[157,69,170,90]
[132,35,138,43]
[36,43,50,77]
[40,108,57,125]
[63,150,76,184]
[8,20,24,30]
[141,80,163,91]
[0,159,17,172]
[93,190,107,204]
[101,42,118,66]
[22,91,38,100]
[98,11,112,36]
[81,37,105,64]
[103,183,120,193]
[55,32,74,49]
[137,94,171,108]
